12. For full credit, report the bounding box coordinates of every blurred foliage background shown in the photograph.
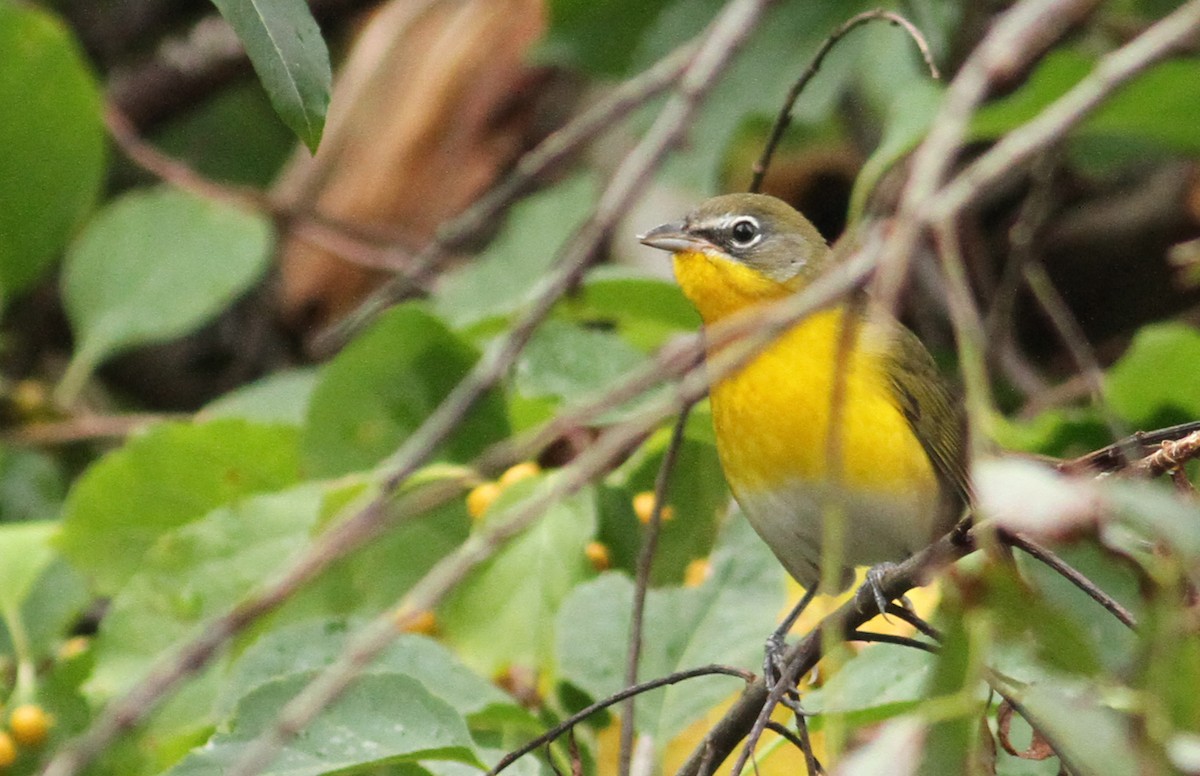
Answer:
[0,0,1199,774]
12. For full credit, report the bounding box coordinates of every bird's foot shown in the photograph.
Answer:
[862,562,899,619]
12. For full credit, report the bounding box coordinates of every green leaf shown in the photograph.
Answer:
[221,621,523,723]
[202,368,319,426]
[434,175,597,329]
[57,419,300,593]
[84,485,324,705]
[303,304,510,477]
[804,644,934,721]
[0,521,57,616]
[850,79,943,221]
[59,187,273,403]
[514,319,652,420]
[1106,323,1200,425]
[209,0,331,152]
[0,445,68,522]
[0,1,105,297]
[556,517,784,740]
[569,269,699,350]
[166,673,481,776]
[440,481,597,676]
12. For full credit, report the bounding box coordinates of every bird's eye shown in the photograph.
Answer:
[729,217,760,248]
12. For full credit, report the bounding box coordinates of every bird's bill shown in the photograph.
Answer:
[638,221,712,254]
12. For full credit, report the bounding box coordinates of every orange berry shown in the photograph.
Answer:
[0,731,14,767]
[585,541,611,571]
[401,609,439,636]
[466,482,502,520]
[498,461,540,489]
[632,491,674,524]
[684,558,712,587]
[10,703,51,747]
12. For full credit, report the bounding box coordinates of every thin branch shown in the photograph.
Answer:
[489,666,753,776]
[749,8,939,193]
[1133,429,1200,479]
[847,630,940,654]
[883,602,943,642]
[764,721,824,775]
[1059,420,1200,474]
[1002,531,1137,630]
[3,413,184,446]
[619,403,695,776]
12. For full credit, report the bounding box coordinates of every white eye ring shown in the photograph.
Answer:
[729,217,761,249]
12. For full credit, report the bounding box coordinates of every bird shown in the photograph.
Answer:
[639,193,968,618]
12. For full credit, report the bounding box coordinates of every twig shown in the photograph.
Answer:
[619,404,695,776]
[1059,420,1200,474]
[847,630,940,654]
[764,721,824,775]
[1133,429,1200,479]
[1002,531,1137,629]
[749,8,939,193]
[3,413,184,446]
[883,602,943,642]
[490,666,753,776]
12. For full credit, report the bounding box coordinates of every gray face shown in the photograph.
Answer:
[641,193,829,284]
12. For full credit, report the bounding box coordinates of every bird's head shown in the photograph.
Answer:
[639,193,830,322]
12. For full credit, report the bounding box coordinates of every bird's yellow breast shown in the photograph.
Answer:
[672,250,937,498]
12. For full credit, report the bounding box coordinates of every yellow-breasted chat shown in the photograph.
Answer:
[640,193,968,610]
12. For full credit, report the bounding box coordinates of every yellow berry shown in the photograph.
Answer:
[0,731,14,767]
[58,636,90,660]
[498,461,540,489]
[401,609,439,636]
[10,703,51,747]
[466,482,502,520]
[684,558,712,587]
[632,491,674,524]
[585,541,611,571]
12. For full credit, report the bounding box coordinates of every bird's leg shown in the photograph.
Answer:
[863,562,899,619]
[763,585,817,691]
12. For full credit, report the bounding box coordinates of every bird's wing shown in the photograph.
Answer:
[878,316,972,513]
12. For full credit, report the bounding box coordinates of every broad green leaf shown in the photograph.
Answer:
[538,0,672,75]
[0,521,57,616]
[166,673,481,776]
[975,51,1200,157]
[209,0,331,152]
[440,481,597,676]
[804,644,934,721]
[556,517,784,740]
[221,621,523,724]
[514,319,653,421]
[57,419,300,593]
[85,485,324,705]
[202,368,318,426]
[0,1,105,298]
[0,445,67,522]
[302,304,510,477]
[434,175,597,329]
[59,187,273,403]
[569,269,698,350]
[1106,323,1200,425]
